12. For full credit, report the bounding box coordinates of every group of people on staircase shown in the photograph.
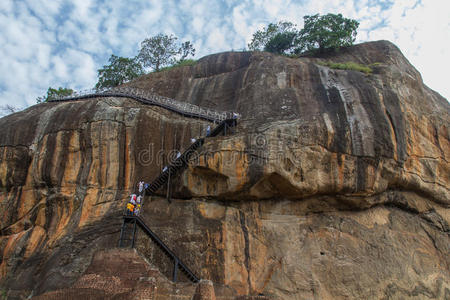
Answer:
[124,117,238,216]
[125,150,183,215]
[126,180,147,216]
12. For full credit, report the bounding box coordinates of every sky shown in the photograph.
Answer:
[0,0,449,114]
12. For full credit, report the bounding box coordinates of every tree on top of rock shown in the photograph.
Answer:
[95,55,144,89]
[36,87,74,103]
[248,21,298,54]
[298,13,359,53]
[248,14,359,55]
[263,31,298,54]
[136,34,195,72]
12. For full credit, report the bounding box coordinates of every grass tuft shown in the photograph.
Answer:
[318,61,373,74]
[158,59,197,72]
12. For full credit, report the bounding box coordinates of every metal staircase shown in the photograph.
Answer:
[145,118,237,195]
[48,87,239,284]
[118,117,238,283]
[119,215,200,283]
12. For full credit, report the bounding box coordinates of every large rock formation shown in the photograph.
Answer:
[0,40,448,299]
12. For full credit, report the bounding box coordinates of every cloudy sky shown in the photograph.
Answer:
[0,0,448,113]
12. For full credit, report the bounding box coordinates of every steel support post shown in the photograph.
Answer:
[131,219,137,248]
[173,258,179,282]
[166,169,172,203]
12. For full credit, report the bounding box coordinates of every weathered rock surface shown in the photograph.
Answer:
[0,40,449,299]
[127,41,449,206]
[31,248,200,299]
[0,97,212,298]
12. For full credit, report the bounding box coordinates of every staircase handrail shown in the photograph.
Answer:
[124,215,200,283]
[47,87,241,123]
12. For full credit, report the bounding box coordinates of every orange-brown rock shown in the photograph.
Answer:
[193,280,216,300]
[127,41,449,206]
[0,41,449,299]
[31,248,198,299]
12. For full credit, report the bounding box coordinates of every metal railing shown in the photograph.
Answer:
[48,87,241,123]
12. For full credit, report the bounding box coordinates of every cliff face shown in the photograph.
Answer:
[128,41,448,205]
[0,41,449,299]
[0,98,212,298]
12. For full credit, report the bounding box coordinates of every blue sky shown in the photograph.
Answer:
[0,0,449,114]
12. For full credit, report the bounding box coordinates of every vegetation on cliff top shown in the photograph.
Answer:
[159,59,197,72]
[93,34,196,90]
[318,61,373,74]
[36,87,74,103]
[95,55,144,89]
[37,13,359,103]
[248,13,359,55]
[136,34,195,72]
[36,33,196,102]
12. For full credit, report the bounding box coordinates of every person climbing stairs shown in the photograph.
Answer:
[118,117,238,283]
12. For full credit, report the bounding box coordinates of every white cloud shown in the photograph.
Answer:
[0,0,448,111]
[51,56,69,80]
[23,0,61,27]
[359,0,450,101]
[0,0,14,13]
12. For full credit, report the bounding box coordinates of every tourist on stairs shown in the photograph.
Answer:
[126,201,135,216]
[130,194,137,205]
[138,181,144,194]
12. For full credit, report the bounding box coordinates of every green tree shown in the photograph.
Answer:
[264,32,297,54]
[248,21,298,53]
[36,87,74,103]
[179,41,195,61]
[95,54,144,89]
[136,34,195,72]
[297,13,359,53]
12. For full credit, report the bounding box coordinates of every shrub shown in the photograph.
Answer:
[36,87,74,103]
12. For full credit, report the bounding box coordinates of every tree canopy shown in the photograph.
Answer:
[36,87,74,103]
[298,13,359,53]
[95,55,144,89]
[136,34,195,72]
[248,14,359,55]
[35,17,359,105]
[263,32,297,54]
[248,21,298,53]
[179,41,196,61]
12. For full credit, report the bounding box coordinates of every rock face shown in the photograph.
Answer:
[32,249,200,299]
[0,98,211,298]
[0,40,449,299]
